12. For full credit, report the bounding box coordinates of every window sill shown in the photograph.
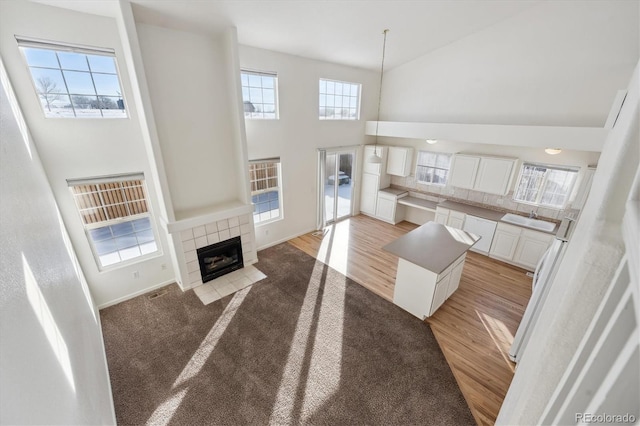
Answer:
[96,250,164,273]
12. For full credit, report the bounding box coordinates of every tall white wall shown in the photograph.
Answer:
[0,58,115,425]
[239,45,380,248]
[497,60,640,425]
[381,0,639,128]
[136,23,244,213]
[0,1,176,307]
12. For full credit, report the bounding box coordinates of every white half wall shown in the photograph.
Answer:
[0,1,176,307]
[239,45,380,248]
[381,0,639,128]
[0,57,115,425]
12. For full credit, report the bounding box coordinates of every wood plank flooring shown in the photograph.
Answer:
[288,215,532,426]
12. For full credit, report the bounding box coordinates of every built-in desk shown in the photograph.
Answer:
[383,222,479,319]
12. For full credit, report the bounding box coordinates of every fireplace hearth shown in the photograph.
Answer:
[197,236,244,283]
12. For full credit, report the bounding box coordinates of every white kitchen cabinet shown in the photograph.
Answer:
[447,210,466,229]
[490,222,522,261]
[490,222,554,270]
[360,173,379,215]
[363,145,388,175]
[449,154,480,189]
[513,229,554,270]
[435,207,449,225]
[394,253,467,319]
[449,154,517,195]
[386,146,414,177]
[375,190,407,224]
[474,157,517,195]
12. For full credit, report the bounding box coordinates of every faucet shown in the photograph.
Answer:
[529,210,538,219]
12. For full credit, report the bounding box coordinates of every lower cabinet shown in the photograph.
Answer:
[489,222,554,271]
[375,191,406,224]
[393,254,467,319]
[434,206,465,229]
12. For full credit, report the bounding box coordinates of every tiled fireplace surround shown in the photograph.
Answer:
[165,203,258,290]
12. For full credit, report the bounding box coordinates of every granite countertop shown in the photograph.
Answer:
[382,222,480,274]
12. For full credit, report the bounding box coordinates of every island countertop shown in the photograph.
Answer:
[382,221,480,274]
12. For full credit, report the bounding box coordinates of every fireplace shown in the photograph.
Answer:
[197,236,244,283]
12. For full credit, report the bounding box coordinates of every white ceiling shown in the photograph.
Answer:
[33,0,542,70]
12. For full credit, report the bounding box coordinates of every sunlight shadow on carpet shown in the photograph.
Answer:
[172,287,252,389]
[145,388,188,426]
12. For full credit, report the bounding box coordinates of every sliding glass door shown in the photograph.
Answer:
[324,151,354,223]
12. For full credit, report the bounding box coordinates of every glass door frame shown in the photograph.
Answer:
[324,148,357,224]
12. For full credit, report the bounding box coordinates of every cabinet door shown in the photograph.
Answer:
[387,147,413,177]
[490,224,521,260]
[447,211,466,229]
[360,173,379,215]
[513,230,554,270]
[363,145,386,175]
[572,167,596,210]
[446,258,465,298]
[435,207,449,225]
[474,157,516,195]
[449,155,480,189]
[375,195,396,222]
[430,273,451,316]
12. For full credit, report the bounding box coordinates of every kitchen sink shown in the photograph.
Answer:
[501,213,556,232]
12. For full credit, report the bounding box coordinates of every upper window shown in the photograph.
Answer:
[513,163,579,209]
[68,174,159,269]
[249,159,282,224]
[416,151,452,185]
[17,37,126,118]
[241,70,278,119]
[319,78,360,120]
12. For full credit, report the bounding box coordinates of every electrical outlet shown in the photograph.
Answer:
[483,195,489,203]
[133,271,139,279]
[496,198,504,205]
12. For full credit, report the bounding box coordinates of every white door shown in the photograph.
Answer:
[490,224,521,260]
[514,230,554,270]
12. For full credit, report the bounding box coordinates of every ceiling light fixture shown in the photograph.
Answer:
[367,29,390,165]
[545,148,562,155]
[426,139,438,145]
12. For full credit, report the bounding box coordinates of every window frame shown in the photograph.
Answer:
[512,162,580,209]
[249,159,283,226]
[415,151,452,186]
[16,36,127,119]
[240,69,279,120]
[318,78,361,121]
[67,173,162,271]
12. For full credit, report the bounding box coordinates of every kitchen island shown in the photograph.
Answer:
[383,221,480,319]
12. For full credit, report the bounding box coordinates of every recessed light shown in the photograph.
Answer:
[545,148,562,155]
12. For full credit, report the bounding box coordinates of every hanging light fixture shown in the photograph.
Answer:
[367,29,390,164]
[544,148,562,155]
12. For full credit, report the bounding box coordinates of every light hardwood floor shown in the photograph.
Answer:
[288,215,532,426]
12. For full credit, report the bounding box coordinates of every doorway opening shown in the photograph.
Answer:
[324,151,354,223]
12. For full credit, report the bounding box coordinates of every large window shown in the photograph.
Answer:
[249,159,282,224]
[241,70,278,119]
[17,37,126,118]
[416,151,452,185]
[319,78,360,120]
[513,163,579,209]
[68,174,158,269]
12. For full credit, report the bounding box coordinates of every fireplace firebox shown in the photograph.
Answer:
[196,236,244,283]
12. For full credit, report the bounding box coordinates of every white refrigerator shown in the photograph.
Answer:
[509,216,575,362]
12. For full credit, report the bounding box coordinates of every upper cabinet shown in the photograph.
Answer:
[386,146,414,177]
[363,145,389,175]
[572,166,597,210]
[449,154,517,195]
[449,155,480,189]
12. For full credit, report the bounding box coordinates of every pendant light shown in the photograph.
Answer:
[367,29,390,164]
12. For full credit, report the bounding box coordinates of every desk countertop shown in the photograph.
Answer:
[382,221,480,274]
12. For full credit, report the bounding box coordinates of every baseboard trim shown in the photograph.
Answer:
[256,227,316,251]
[97,279,176,310]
